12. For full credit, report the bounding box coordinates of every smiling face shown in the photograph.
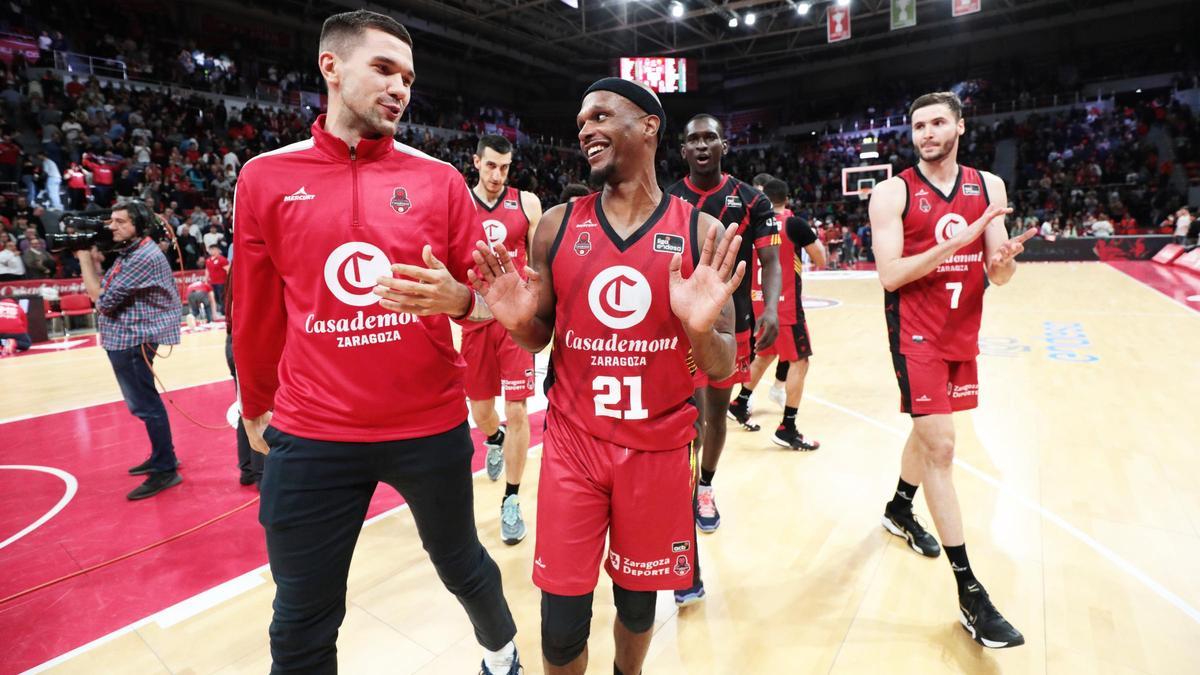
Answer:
[911,103,964,164]
[682,116,726,178]
[319,27,415,139]
[577,90,658,186]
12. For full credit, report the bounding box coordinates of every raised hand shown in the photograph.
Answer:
[669,222,746,336]
[951,203,1013,251]
[989,227,1038,268]
[374,245,472,317]
[469,241,540,330]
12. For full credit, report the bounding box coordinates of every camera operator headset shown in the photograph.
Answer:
[75,199,188,500]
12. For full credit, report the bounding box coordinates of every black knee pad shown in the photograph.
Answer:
[541,591,593,666]
[613,582,656,634]
[775,359,791,381]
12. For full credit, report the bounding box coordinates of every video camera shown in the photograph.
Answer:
[48,202,159,253]
[48,212,116,253]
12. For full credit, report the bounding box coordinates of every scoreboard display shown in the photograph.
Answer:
[618,57,695,94]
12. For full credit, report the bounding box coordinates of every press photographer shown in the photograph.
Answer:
[68,201,184,500]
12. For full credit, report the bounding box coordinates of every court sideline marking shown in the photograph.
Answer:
[807,393,1200,626]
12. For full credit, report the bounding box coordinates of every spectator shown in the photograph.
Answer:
[0,240,27,281]
[64,162,89,209]
[83,153,116,207]
[21,237,55,278]
[38,152,63,211]
[0,134,21,183]
[204,244,229,307]
[18,227,46,253]
[1090,214,1114,237]
[202,224,225,252]
[0,298,32,355]
[1176,207,1194,243]
[186,278,216,323]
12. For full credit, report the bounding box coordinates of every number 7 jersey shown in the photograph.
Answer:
[887,164,991,360]
[546,192,700,451]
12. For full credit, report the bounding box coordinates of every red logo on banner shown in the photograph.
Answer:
[952,0,981,17]
[827,6,851,43]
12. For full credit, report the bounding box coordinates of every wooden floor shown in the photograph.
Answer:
[8,262,1200,674]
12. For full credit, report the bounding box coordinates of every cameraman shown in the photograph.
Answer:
[75,201,184,500]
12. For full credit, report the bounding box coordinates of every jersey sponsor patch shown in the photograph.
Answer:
[503,198,519,210]
[725,194,742,208]
[962,183,981,196]
[573,232,592,256]
[653,233,685,254]
[672,540,691,553]
[390,187,412,214]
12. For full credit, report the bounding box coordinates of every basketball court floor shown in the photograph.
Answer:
[2,261,1198,674]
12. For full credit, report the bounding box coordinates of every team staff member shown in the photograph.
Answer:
[233,11,519,675]
[75,200,183,500]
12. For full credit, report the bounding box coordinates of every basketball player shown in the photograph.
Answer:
[234,11,521,674]
[471,77,742,675]
[667,113,780,605]
[870,91,1036,648]
[733,178,826,450]
[747,172,789,409]
[464,133,542,545]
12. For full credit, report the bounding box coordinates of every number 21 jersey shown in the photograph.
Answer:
[546,192,700,451]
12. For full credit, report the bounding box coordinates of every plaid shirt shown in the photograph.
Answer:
[97,237,181,351]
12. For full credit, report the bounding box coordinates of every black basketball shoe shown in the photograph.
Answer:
[771,427,820,451]
[881,507,941,558]
[726,400,760,431]
[959,585,1025,649]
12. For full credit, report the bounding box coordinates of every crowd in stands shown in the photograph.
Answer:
[0,2,1195,284]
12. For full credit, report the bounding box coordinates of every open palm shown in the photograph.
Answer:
[669,223,746,335]
[469,242,540,331]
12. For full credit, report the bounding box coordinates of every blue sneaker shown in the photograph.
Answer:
[485,425,506,482]
[674,579,706,607]
[501,494,527,545]
[695,484,720,532]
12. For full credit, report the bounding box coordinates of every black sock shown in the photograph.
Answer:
[486,429,504,445]
[505,482,519,497]
[780,406,798,431]
[887,477,918,514]
[945,544,979,595]
[734,387,752,407]
[699,467,715,487]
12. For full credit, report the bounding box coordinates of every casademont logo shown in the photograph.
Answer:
[587,266,651,330]
[934,212,968,244]
[323,242,392,306]
[482,219,507,249]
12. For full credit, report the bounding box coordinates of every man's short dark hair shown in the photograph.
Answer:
[909,91,963,120]
[320,9,413,56]
[763,178,789,206]
[752,173,774,189]
[559,183,591,203]
[476,134,513,157]
[686,113,723,137]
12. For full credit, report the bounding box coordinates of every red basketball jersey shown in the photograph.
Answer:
[547,192,700,451]
[887,165,990,360]
[474,185,530,272]
[467,185,531,333]
[751,207,790,322]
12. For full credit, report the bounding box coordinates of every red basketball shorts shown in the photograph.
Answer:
[533,409,698,595]
[461,320,535,402]
[755,319,813,362]
[891,352,978,415]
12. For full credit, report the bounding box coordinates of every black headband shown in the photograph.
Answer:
[583,77,666,139]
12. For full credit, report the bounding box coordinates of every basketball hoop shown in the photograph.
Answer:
[859,187,872,202]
